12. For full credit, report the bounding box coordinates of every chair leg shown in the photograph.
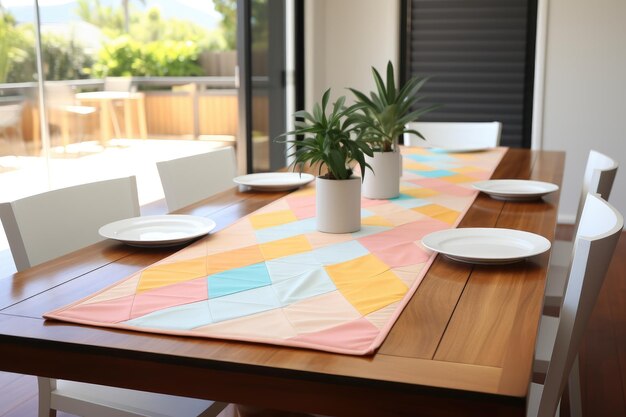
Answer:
[37,377,57,417]
[568,355,583,417]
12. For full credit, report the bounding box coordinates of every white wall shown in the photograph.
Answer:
[305,0,399,109]
[540,0,626,223]
[306,0,626,223]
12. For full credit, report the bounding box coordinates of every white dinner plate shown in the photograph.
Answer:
[473,179,559,201]
[99,215,216,248]
[234,172,315,191]
[422,228,551,264]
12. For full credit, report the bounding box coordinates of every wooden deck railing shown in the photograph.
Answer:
[2,77,270,148]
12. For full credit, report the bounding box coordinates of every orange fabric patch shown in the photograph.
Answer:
[205,245,265,275]
[259,235,312,260]
[249,210,299,230]
[413,204,459,225]
[138,258,207,293]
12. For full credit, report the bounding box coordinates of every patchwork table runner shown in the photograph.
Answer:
[45,147,506,355]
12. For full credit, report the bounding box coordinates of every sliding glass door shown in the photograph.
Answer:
[237,0,295,174]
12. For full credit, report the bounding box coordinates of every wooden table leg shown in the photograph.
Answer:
[100,101,111,145]
[61,111,70,148]
[31,107,40,154]
[137,94,147,139]
[124,99,133,138]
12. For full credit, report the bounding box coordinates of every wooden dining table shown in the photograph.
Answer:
[0,148,564,417]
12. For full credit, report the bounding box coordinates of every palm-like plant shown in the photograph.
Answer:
[280,89,374,180]
[350,61,439,152]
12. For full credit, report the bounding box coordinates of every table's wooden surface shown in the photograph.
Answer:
[0,148,564,417]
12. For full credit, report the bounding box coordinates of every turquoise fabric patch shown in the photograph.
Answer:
[255,218,317,243]
[312,240,369,265]
[265,259,319,283]
[413,169,456,178]
[271,268,336,306]
[390,195,430,209]
[208,286,280,322]
[208,262,271,298]
[125,301,213,330]
[405,154,452,162]
[351,225,391,239]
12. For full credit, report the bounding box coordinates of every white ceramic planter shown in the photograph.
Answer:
[362,150,401,199]
[316,176,361,233]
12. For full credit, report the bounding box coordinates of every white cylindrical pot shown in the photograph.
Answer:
[316,176,361,233]
[362,150,401,199]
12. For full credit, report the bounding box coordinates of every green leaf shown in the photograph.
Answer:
[386,61,396,103]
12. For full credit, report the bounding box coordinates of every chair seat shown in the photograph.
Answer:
[53,380,227,417]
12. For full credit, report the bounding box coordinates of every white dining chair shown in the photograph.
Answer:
[45,82,98,147]
[0,102,25,154]
[0,177,228,417]
[157,147,237,212]
[528,193,623,417]
[0,176,140,271]
[403,121,502,148]
[544,150,618,307]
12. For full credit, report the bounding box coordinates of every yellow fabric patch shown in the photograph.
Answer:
[402,161,434,170]
[451,166,482,174]
[326,255,408,315]
[291,186,316,196]
[205,245,265,275]
[413,204,459,225]
[259,235,312,260]
[249,210,298,230]
[400,186,439,198]
[362,215,395,227]
[440,174,477,184]
[138,258,207,293]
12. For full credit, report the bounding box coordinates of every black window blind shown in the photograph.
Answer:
[404,0,537,147]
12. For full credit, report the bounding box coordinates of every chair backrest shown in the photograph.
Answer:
[104,77,136,93]
[403,121,502,148]
[536,193,623,417]
[0,176,140,271]
[0,103,24,127]
[157,147,237,213]
[45,82,79,107]
[575,150,618,227]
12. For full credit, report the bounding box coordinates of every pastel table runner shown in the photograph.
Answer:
[45,147,506,355]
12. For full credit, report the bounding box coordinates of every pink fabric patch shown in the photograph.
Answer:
[358,219,449,252]
[286,195,316,219]
[372,242,430,268]
[54,295,135,323]
[288,317,380,353]
[407,178,476,197]
[470,171,492,180]
[130,278,209,319]
[409,178,452,188]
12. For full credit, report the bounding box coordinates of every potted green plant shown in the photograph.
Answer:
[350,61,438,199]
[279,89,373,233]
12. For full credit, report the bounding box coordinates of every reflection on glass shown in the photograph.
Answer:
[0,0,238,201]
[250,0,286,173]
[0,0,239,270]
[251,0,270,172]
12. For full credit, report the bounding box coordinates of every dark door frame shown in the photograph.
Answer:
[236,0,305,174]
